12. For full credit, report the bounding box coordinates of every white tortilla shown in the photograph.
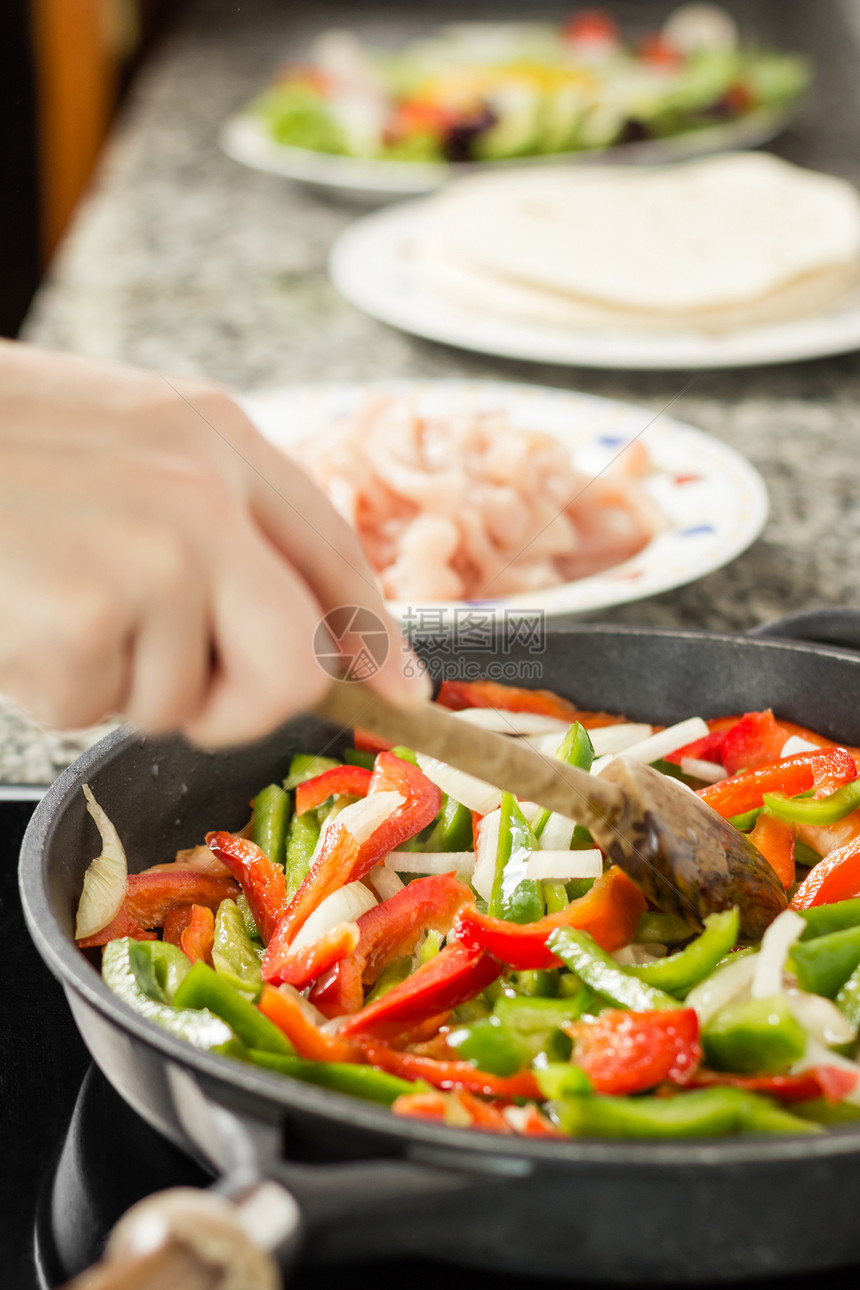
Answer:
[424,153,860,327]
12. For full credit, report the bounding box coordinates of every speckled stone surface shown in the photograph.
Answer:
[9,0,860,782]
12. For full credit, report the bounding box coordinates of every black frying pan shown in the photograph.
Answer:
[19,611,860,1286]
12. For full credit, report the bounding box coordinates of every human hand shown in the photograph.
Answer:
[0,343,429,744]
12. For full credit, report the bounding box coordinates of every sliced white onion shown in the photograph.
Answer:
[364,865,405,901]
[588,723,653,756]
[338,791,403,845]
[416,754,501,815]
[526,849,603,882]
[680,757,727,784]
[519,732,569,756]
[288,881,375,953]
[473,808,501,902]
[592,718,709,775]
[518,800,542,824]
[751,909,806,1000]
[277,982,327,1026]
[452,708,570,736]
[74,784,129,939]
[780,734,820,758]
[613,943,668,966]
[686,952,758,1026]
[786,988,857,1048]
[537,812,576,851]
[385,850,476,878]
[792,1038,860,1106]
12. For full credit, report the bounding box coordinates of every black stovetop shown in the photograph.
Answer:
[6,795,860,1290]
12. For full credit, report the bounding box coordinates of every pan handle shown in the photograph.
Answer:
[748,607,860,654]
[59,1179,301,1290]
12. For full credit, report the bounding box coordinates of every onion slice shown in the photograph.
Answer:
[74,784,129,939]
[364,865,405,902]
[385,850,476,878]
[451,709,570,736]
[288,880,376,953]
[588,723,653,756]
[592,718,709,775]
[473,808,501,902]
[751,909,806,1000]
[686,952,758,1026]
[680,757,726,784]
[526,849,603,882]
[792,1038,860,1106]
[416,754,501,815]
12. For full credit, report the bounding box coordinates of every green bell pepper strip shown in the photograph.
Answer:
[532,723,594,840]
[788,924,860,998]
[547,928,679,1012]
[102,939,233,1049]
[422,793,473,852]
[792,1097,860,1126]
[553,1087,820,1138]
[634,911,694,947]
[284,808,321,899]
[728,807,762,832]
[172,961,292,1055]
[390,745,418,765]
[489,792,544,924]
[763,777,860,828]
[211,899,264,1000]
[835,961,860,1029]
[283,753,340,790]
[236,892,262,943]
[243,1049,417,1104]
[626,908,740,996]
[251,783,290,869]
[344,748,376,770]
[570,824,596,850]
[447,1017,534,1076]
[796,898,860,940]
[418,929,444,965]
[512,969,559,998]
[795,840,823,868]
[364,957,412,1005]
[495,993,591,1039]
[127,937,193,1002]
[703,995,807,1074]
[533,1062,593,1100]
[543,882,570,914]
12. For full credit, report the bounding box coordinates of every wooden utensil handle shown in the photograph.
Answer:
[314,680,624,828]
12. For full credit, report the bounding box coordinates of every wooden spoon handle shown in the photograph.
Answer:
[313,680,624,828]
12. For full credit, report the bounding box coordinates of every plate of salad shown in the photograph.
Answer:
[73,678,860,1140]
[220,6,810,199]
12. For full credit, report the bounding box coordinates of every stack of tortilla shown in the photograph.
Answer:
[421,153,860,331]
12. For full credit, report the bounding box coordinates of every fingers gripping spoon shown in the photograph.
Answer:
[314,681,787,940]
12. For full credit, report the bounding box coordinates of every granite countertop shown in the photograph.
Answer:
[9,0,860,783]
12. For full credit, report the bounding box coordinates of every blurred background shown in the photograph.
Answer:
[2,0,856,339]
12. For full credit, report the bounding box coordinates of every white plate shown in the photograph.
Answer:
[329,201,860,371]
[221,107,792,203]
[243,379,768,624]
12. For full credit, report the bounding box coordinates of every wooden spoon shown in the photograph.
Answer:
[314,681,787,940]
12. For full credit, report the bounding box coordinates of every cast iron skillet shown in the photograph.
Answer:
[19,612,860,1285]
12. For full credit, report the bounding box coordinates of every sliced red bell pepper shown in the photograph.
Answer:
[791,841,860,909]
[697,747,858,819]
[206,832,287,944]
[360,1036,542,1100]
[566,1008,701,1096]
[277,753,442,942]
[749,813,796,889]
[261,920,360,990]
[563,10,619,45]
[76,870,239,947]
[295,765,372,816]
[340,943,500,1039]
[313,873,474,1015]
[689,1065,858,1104]
[453,867,646,971]
[638,31,684,69]
[257,983,361,1063]
[435,679,623,728]
[504,1104,565,1139]
[663,731,725,767]
[162,904,192,947]
[721,710,792,775]
[353,727,393,754]
[391,1088,512,1133]
[180,904,215,964]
